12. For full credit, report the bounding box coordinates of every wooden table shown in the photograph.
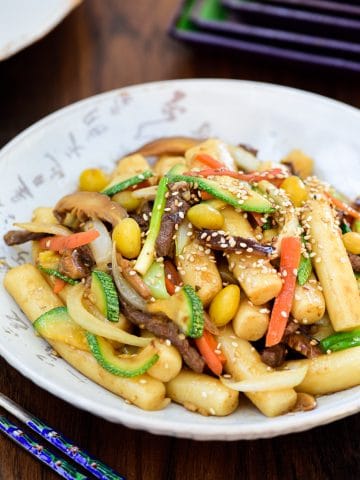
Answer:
[0,1,359,478]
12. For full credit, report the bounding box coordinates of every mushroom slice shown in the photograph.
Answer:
[54,192,127,227]
[131,136,200,157]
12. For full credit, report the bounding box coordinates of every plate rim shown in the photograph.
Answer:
[0,0,82,61]
[1,78,360,440]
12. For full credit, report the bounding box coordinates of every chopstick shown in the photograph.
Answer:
[0,393,125,480]
[0,415,87,479]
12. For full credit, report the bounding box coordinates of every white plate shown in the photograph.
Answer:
[0,79,359,441]
[0,0,82,61]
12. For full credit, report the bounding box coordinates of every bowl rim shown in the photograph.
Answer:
[1,78,359,440]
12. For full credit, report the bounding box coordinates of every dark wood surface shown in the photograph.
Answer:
[0,1,359,479]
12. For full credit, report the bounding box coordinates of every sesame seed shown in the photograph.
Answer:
[209,408,216,415]
[259,308,269,314]
[281,311,288,318]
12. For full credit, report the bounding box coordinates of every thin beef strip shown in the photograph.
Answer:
[284,320,322,359]
[286,332,322,359]
[155,182,192,257]
[129,201,152,232]
[197,229,274,255]
[58,245,94,279]
[120,299,205,373]
[261,344,287,368]
[349,253,360,273]
[4,230,45,246]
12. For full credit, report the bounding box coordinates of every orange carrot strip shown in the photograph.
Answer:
[194,167,285,183]
[39,229,100,251]
[53,277,66,294]
[200,191,214,201]
[195,330,225,376]
[203,330,226,364]
[265,236,301,347]
[325,192,360,220]
[195,153,224,169]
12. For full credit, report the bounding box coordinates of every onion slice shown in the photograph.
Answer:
[14,222,71,236]
[111,244,147,311]
[221,365,308,392]
[84,219,112,270]
[132,185,158,200]
[67,283,150,347]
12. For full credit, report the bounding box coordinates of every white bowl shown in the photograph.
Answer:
[0,0,82,61]
[0,79,359,440]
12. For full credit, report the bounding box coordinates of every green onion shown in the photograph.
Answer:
[134,176,169,275]
[320,330,360,352]
[297,236,312,286]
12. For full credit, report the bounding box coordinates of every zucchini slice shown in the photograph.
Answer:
[86,333,159,377]
[91,270,120,322]
[67,283,150,347]
[167,174,274,213]
[142,262,170,299]
[147,284,204,338]
[34,306,88,350]
[102,170,153,196]
[37,265,78,285]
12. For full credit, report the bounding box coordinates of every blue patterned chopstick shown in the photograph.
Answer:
[0,415,87,479]
[0,393,125,480]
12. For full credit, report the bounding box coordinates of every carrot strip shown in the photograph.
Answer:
[325,192,360,220]
[53,277,66,293]
[265,236,301,347]
[203,330,226,364]
[185,167,285,184]
[200,191,214,201]
[39,229,100,251]
[195,153,224,169]
[195,330,225,376]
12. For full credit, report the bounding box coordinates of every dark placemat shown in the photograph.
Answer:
[222,0,360,40]
[169,0,360,72]
[260,0,360,17]
[191,0,360,60]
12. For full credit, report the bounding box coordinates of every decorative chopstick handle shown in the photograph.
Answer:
[0,416,87,480]
[27,416,125,480]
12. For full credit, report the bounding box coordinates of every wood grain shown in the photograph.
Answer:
[0,1,359,479]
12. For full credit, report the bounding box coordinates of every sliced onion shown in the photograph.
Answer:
[67,283,149,347]
[175,220,191,257]
[111,244,147,311]
[14,222,71,236]
[132,185,158,200]
[84,219,112,270]
[221,365,308,392]
[228,145,261,172]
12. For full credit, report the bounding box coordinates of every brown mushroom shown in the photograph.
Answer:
[131,136,200,157]
[53,192,127,227]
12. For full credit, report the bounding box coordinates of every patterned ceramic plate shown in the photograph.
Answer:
[0,0,82,61]
[0,80,359,440]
